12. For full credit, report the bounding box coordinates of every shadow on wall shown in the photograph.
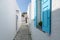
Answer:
[29,8,60,40]
[51,8,60,40]
[52,8,60,13]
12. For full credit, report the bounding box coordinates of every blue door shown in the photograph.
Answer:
[41,0,51,33]
[34,0,37,27]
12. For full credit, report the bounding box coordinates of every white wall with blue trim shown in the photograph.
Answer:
[29,0,60,40]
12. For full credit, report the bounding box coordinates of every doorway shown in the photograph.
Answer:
[40,0,51,34]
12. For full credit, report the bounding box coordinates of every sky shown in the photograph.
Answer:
[16,0,31,12]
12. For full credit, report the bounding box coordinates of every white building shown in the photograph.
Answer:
[0,0,21,40]
[27,3,31,24]
[28,0,60,40]
[16,3,21,32]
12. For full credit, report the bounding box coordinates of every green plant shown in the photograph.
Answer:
[39,21,42,26]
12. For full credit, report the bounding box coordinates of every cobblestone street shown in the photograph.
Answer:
[14,24,32,40]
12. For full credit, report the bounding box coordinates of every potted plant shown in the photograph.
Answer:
[38,21,42,30]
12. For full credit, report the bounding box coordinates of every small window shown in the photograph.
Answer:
[16,10,19,13]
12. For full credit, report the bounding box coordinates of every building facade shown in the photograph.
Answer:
[29,0,60,40]
[0,0,21,40]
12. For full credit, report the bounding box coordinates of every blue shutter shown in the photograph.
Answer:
[34,0,37,27]
[41,0,51,34]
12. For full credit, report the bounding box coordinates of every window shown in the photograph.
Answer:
[16,10,19,13]
[41,0,51,34]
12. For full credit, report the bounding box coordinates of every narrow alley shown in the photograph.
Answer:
[0,0,60,40]
[13,24,32,40]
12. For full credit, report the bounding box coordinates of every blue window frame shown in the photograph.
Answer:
[41,0,51,34]
[34,0,37,27]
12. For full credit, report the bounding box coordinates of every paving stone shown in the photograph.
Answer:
[13,25,32,40]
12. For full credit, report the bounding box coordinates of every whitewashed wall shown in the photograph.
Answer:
[31,0,35,20]
[27,3,31,24]
[51,0,60,40]
[16,3,21,31]
[30,0,60,40]
[0,0,19,40]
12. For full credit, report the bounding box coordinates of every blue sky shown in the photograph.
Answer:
[16,0,31,12]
